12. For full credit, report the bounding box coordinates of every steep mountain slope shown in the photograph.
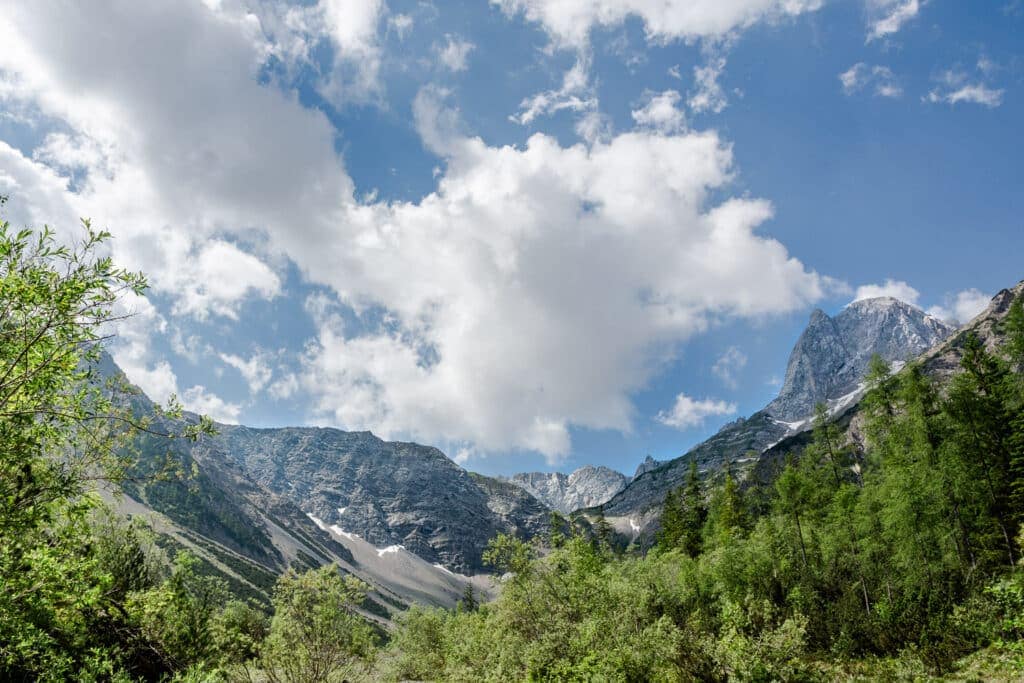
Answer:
[97,355,507,611]
[505,465,629,514]
[750,280,1024,486]
[205,425,549,574]
[594,296,957,537]
[766,297,953,420]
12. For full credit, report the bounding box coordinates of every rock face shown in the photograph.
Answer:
[595,297,956,533]
[204,425,549,574]
[632,455,664,479]
[506,465,629,514]
[99,353,549,582]
[766,297,954,421]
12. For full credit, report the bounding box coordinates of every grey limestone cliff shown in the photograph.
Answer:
[203,425,549,574]
[506,465,629,514]
[766,297,953,421]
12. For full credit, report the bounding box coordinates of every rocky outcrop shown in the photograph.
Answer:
[632,455,664,479]
[506,465,629,514]
[766,297,953,421]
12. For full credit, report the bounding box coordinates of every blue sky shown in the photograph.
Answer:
[1,0,1021,477]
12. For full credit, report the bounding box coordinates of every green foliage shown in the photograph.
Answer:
[0,205,218,680]
[129,552,231,670]
[259,565,377,683]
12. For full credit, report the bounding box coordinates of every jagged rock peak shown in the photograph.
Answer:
[766,296,955,421]
[632,455,664,479]
[506,465,628,514]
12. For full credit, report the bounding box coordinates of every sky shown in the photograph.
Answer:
[1,0,1021,477]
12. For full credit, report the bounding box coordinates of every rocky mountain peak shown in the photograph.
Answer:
[632,455,663,479]
[506,465,628,514]
[766,296,955,422]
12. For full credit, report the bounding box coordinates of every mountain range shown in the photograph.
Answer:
[105,292,995,613]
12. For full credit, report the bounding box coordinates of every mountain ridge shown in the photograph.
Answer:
[503,465,629,514]
[591,296,958,538]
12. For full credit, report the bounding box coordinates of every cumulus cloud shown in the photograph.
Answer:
[1,1,837,462]
[181,385,242,424]
[0,1,343,319]
[435,34,475,72]
[290,90,833,462]
[317,0,388,100]
[851,279,921,306]
[631,90,686,133]
[493,0,824,49]
[926,288,991,325]
[866,0,922,42]
[105,291,178,403]
[268,373,300,401]
[839,63,902,98]
[657,393,737,430]
[712,346,748,389]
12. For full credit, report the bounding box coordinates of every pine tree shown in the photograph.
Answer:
[679,457,706,558]
[656,487,684,550]
[593,509,615,554]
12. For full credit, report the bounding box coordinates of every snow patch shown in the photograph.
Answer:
[337,507,347,515]
[772,417,807,433]
[306,513,329,531]
[376,544,406,557]
[433,563,454,575]
[827,382,866,415]
[329,524,359,540]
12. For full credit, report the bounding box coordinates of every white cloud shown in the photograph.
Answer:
[175,240,282,320]
[107,292,180,404]
[926,288,990,325]
[293,90,833,462]
[1,1,837,462]
[689,55,729,114]
[866,0,922,42]
[839,63,902,98]
[657,393,737,429]
[712,346,748,389]
[851,279,920,306]
[512,55,597,126]
[182,385,242,424]
[435,34,475,72]
[268,373,300,400]
[388,13,414,40]
[0,0,345,322]
[925,64,1004,108]
[631,90,686,133]
[452,447,473,465]
[317,0,387,100]
[926,78,1004,108]
[493,0,824,49]
[220,350,274,393]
